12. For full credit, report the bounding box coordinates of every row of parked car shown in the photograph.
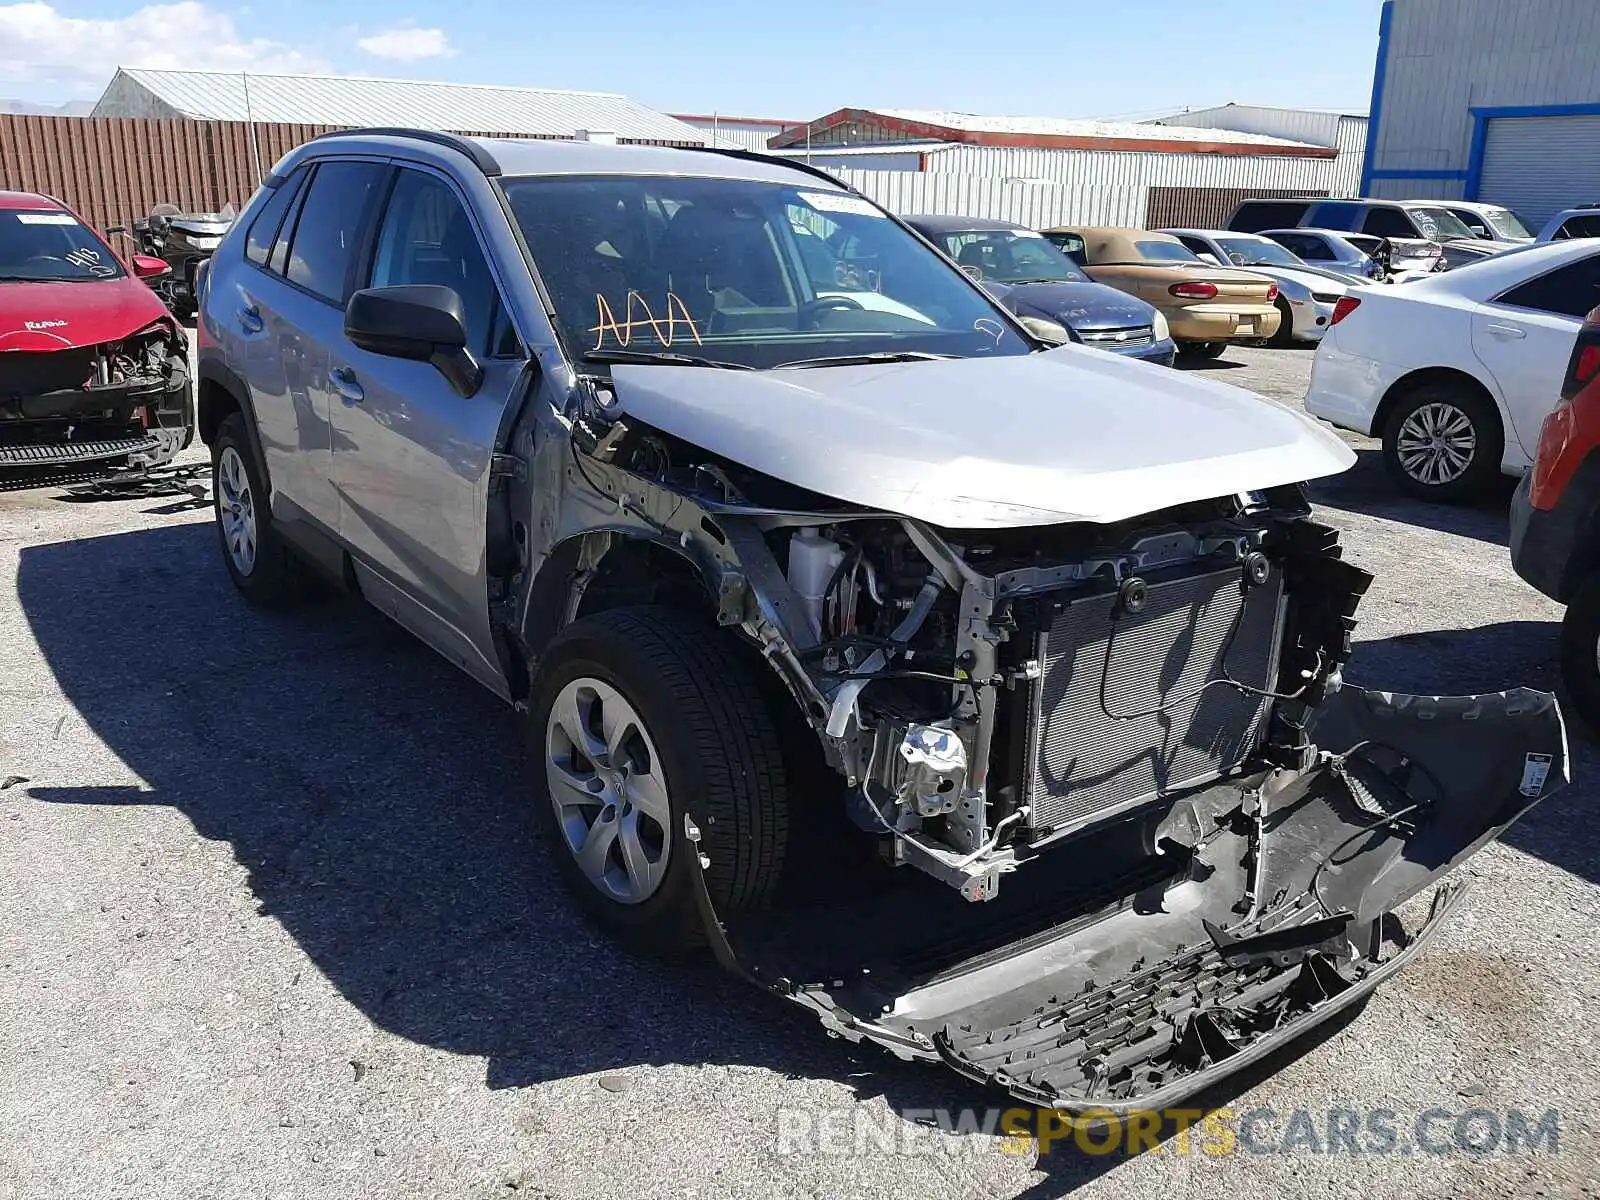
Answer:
[900,214,1372,366]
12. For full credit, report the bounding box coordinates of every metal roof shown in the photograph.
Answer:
[863,108,1323,148]
[98,68,709,144]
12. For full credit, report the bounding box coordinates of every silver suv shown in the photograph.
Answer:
[196,129,1565,1112]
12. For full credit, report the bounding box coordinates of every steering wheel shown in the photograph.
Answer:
[799,295,865,328]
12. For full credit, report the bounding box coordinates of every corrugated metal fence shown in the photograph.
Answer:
[0,116,337,231]
[0,115,697,234]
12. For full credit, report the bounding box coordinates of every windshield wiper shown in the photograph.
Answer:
[1005,277,1074,285]
[774,350,958,369]
[582,348,752,371]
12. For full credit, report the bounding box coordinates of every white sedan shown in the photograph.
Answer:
[1306,239,1600,501]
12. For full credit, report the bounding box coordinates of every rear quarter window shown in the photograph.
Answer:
[245,166,308,266]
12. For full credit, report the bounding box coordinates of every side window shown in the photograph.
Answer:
[1306,202,1362,231]
[368,168,517,357]
[284,160,386,304]
[1288,234,1333,260]
[1497,255,1600,319]
[245,167,307,267]
[1363,207,1420,239]
[1176,235,1219,263]
[1450,209,1492,238]
[1045,231,1087,264]
[1230,201,1309,232]
[1559,215,1600,240]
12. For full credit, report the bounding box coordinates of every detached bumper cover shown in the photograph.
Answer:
[710,683,1568,1111]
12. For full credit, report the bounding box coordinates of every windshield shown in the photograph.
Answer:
[1134,240,1202,264]
[1410,207,1477,241]
[501,175,1030,368]
[1481,206,1535,240]
[1216,236,1304,268]
[936,229,1088,284]
[0,209,125,282]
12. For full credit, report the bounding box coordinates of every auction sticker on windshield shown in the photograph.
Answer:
[15,213,79,226]
[798,192,884,217]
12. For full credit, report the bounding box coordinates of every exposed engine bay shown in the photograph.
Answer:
[0,324,191,468]
[518,380,1569,1108]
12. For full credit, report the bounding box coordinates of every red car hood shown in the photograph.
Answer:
[0,276,171,352]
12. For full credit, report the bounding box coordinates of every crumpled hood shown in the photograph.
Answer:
[0,276,171,352]
[609,346,1355,528]
[988,280,1157,331]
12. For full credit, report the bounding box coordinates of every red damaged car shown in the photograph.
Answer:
[0,189,193,470]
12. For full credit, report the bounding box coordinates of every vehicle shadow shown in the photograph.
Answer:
[1173,356,1247,372]
[1306,448,1518,547]
[19,523,1589,1193]
[1347,620,1599,886]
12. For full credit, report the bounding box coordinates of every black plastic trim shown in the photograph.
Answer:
[309,127,502,176]
[1511,453,1600,603]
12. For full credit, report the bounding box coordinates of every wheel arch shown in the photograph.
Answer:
[1373,366,1506,449]
[520,530,719,669]
[196,359,271,482]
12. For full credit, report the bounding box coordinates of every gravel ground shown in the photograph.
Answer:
[1,343,1596,1200]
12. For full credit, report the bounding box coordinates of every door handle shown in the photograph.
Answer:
[238,305,263,334]
[328,366,365,405]
[1486,323,1527,339]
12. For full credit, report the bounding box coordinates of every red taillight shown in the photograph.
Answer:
[1169,281,1218,299]
[1575,344,1600,388]
[1559,306,1600,402]
[1331,296,1362,325]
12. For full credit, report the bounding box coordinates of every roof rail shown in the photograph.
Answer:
[309,127,501,176]
[682,144,860,193]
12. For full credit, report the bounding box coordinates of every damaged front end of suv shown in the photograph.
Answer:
[513,343,1567,1113]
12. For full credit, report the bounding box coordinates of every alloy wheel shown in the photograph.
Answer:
[217,445,257,575]
[545,676,672,904]
[1395,401,1477,486]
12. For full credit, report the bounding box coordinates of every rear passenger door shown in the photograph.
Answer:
[1472,250,1600,459]
[234,157,387,531]
[329,164,526,696]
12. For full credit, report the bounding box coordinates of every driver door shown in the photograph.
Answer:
[329,164,527,697]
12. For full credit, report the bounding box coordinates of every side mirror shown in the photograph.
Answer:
[106,224,128,236]
[131,254,171,280]
[345,285,483,398]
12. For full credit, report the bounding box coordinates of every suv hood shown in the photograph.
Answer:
[608,347,1354,528]
[0,276,171,352]
[987,280,1157,331]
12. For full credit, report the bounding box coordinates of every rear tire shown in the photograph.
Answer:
[1270,297,1297,347]
[1178,341,1226,361]
[1380,381,1503,503]
[1559,572,1600,739]
[212,411,313,607]
[528,606,790,955]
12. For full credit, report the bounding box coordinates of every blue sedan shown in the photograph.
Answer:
[902,214,1177,366]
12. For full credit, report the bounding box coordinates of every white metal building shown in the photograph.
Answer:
[91,68,710,145]
[668,113,805,151]
[1149,104,1368,198]
[1364,0,1600,225]
[767,107,1342,229]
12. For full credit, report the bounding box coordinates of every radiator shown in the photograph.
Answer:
[1024,563,1285,833]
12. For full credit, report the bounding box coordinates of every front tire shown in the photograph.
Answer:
[1178,341,1226,361]
[1559,572,1600,739]
[528,607,790,954]
[1380,381,1503,503]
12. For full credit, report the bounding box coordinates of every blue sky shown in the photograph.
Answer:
[4,0,1386,119]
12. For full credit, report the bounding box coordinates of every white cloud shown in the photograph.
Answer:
[356,25,453,62]
[0,2,326,95]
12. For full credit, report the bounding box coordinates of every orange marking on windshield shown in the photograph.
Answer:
[591,291,703,349]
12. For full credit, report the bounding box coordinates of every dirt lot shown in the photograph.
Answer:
[1,344,1596,1200]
